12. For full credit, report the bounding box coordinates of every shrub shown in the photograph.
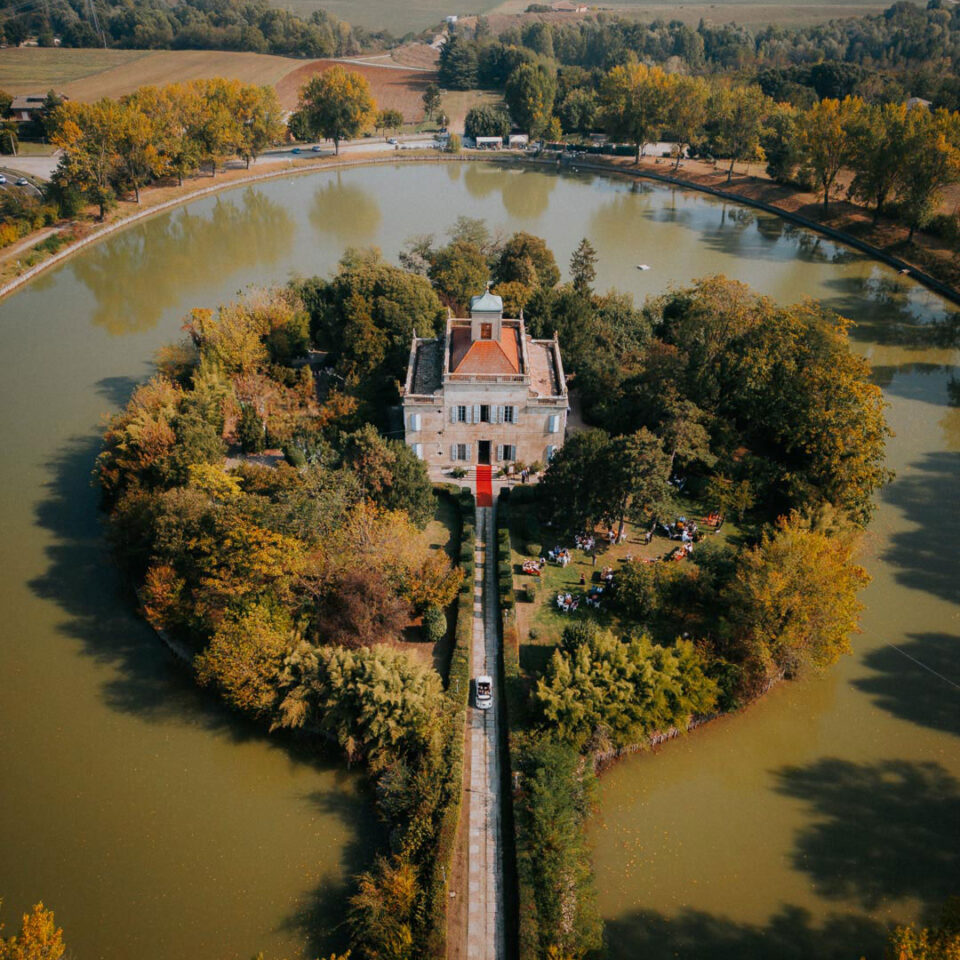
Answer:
[522,583,537,603]
[238,404,265,453]
[526,542,542,557]
[451,466,467,478]
[282,442,307,468]
[423,603,447,644]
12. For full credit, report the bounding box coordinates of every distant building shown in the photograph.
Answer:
[475,136,503,149]
[508,133,529,148]
[402,291,568,472]
[905,96,932,110]
[444,14,458,23]
[552,0,588,11]
[9,92,67,123]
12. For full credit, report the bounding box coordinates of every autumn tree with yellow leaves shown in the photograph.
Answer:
[0,901,65,960]
[295,67,376,155]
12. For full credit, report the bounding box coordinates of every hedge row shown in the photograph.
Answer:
[423,484,475,956]
[496,488,538,959]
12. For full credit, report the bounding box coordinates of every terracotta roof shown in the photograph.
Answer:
[450,325,520,375]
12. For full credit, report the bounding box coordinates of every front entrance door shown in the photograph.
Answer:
[478,440,491,465]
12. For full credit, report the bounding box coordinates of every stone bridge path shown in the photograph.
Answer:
[465,503,506,960]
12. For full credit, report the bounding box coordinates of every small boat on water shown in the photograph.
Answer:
[636,264,651,270]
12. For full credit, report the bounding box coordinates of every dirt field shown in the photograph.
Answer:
[485,0,887,26]
[277,58,438,116]
[0,49,306,101]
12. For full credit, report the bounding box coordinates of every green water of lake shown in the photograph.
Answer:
[0,162,955,959]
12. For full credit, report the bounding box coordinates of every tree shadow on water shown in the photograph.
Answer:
[880,451,960,605]
[278,786,386,957]
[854,633,960,737]
[773,758,960,914]
[605,904,889,960]
[27,429,319,757]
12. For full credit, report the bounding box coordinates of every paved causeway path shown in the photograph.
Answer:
[466,504,505,960]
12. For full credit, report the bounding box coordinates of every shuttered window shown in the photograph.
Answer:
[503,405,516,424]
[408,413,421,431]
[546,445,556,462]
[412,444,423,460]
[548,414,560,433]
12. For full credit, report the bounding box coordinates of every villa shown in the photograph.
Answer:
[401,290,568,474]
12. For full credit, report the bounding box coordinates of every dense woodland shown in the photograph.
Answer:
[0,0,372,55]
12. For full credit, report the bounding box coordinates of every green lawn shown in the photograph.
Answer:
[398,491,462,676]
[508,493,738,680]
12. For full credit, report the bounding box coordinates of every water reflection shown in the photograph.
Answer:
[604,904,887,960]
[462,164,557,219]
[822,272,960,348]
[309,173,382,245]
[774,758,960,913]
[72,189,294,335]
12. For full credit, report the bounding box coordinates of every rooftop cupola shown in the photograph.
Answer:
[469,288,503,341]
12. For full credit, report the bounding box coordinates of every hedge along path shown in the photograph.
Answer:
[466,500,507,960]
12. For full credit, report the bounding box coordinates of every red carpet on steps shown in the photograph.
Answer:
[476,465,493,507]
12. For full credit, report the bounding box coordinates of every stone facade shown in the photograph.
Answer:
[402,292,568,472]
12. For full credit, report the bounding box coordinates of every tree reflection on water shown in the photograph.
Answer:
[72,188,295,336]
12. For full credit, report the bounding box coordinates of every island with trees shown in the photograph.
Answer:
[90,205,911,957]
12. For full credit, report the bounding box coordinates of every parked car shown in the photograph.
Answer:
[475,675,493,710]
[0,174,7,184]
[311,145,323,152]
[291,147,301,155]
[387,137,398,145]
[16,177,28,186]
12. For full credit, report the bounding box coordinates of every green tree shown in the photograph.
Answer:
[438,33,478,90]
[238,403,266,453]
[538,428,611,532]
[236,84,285,168]
[896,106,960,240]
[848,101,909,222]
[297,66,376,155]
[599,62,670,161]
[375,108,404,137]
[422,82,442,123]
[427,239,489,311]
[762,102,802,184]
[601,428,673,538]
[534,628,718,748]
[557,87,597,134]
[668,74,709,170]
[494,231,560,288]
[708,83,769,182]
[569,237,597,295]
[505,61,558,137]
[796,95,865,209]
[422,603,446,644]
[464,104,511,139]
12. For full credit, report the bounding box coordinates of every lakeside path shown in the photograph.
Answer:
[466,503,506,960]
[4,147,960,309]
